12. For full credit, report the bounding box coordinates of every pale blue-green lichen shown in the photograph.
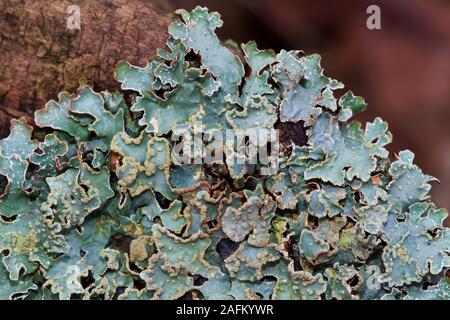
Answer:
[0,7,448,300]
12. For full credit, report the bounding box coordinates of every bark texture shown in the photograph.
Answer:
[0,0,172,137]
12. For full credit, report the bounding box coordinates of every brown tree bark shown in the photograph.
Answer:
[0,0,172,137]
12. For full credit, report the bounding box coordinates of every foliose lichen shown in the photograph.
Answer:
[0,7,448,300]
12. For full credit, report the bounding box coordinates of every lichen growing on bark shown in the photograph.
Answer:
[0,7,448,300]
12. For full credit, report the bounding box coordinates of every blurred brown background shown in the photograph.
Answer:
[162,0,450,212]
